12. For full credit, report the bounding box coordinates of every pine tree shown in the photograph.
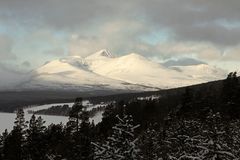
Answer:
[100,103,119,137]
[198,111,236,159]
[229,119,240,158]
[45,124,65,159]
[72,104,94,160]
[26,114,47,160]
[64,98,94,160]
[178,87,194,118]
[67,97,84,132]
[163,117,202,159]
[14,108,28,132]
[222,72,240,118]
[3,108,27,160]
[92,114,140,160]
[138,128,160,160]
[0,129,8,159]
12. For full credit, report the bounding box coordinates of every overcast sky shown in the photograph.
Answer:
[0,0,240,72]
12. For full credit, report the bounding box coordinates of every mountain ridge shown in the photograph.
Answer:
[10,50,228,92]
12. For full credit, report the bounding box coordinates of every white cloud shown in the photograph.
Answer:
[68,20,151,57]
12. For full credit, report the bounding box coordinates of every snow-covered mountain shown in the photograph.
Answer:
[17,49,227,92]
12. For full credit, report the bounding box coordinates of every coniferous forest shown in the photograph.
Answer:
[0,72,240,160]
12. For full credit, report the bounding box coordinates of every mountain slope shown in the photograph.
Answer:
[21,55,155,91]
[86,53,185,88]
[170,64,226,82]
[17,49,227,92]
[86,51,226,88]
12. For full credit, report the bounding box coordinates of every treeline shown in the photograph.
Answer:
[0,98,95,160]
[138,111,240,159]
[31,105,71,116]
[136,71,240,159]
[32,104,105,118]
[0,72,239,160]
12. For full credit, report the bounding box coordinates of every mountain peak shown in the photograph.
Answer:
[87,49,115,59]
[123,53,150,61]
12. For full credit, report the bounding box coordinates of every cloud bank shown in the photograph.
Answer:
[0,0,239,72]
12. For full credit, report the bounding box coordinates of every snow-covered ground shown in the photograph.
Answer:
[137,95,161,100]
[17,49,227,91]
[0,101,105,133]
[24,102,74,113]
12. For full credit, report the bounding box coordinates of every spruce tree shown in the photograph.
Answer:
[224,72,240,118]
[0,129,7,159]
[65,98,94,160]
[3,108,27,160]
[71,103,94,160]
[93,114,140,160]
[67,97,84,132]
[199,111,236,159]
[138,128,160,160]
[26,115,47,160]
[79,108,94,160]
[45,124,65,159]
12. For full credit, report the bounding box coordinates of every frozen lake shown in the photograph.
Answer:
[0,101,104,133]
[0,111,69,133]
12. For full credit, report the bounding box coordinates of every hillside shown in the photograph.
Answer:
[1,72,240,160]
[11,49,226,92]
[0,74,227,112]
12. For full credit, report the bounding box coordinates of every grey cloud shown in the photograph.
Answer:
[21,61,31,67]
[0,63,27,89]
[163,58,207,67]
[44,47,65,56]
[1,0,240,46]
[138,0,240,46]
[174,24,240,46]
[0,35,16,60]
[0,0,240,66]
[0,0,129,30]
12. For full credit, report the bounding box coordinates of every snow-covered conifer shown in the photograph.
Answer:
[93,114,140,160]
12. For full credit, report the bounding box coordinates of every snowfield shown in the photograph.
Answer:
[16,49,227,91]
